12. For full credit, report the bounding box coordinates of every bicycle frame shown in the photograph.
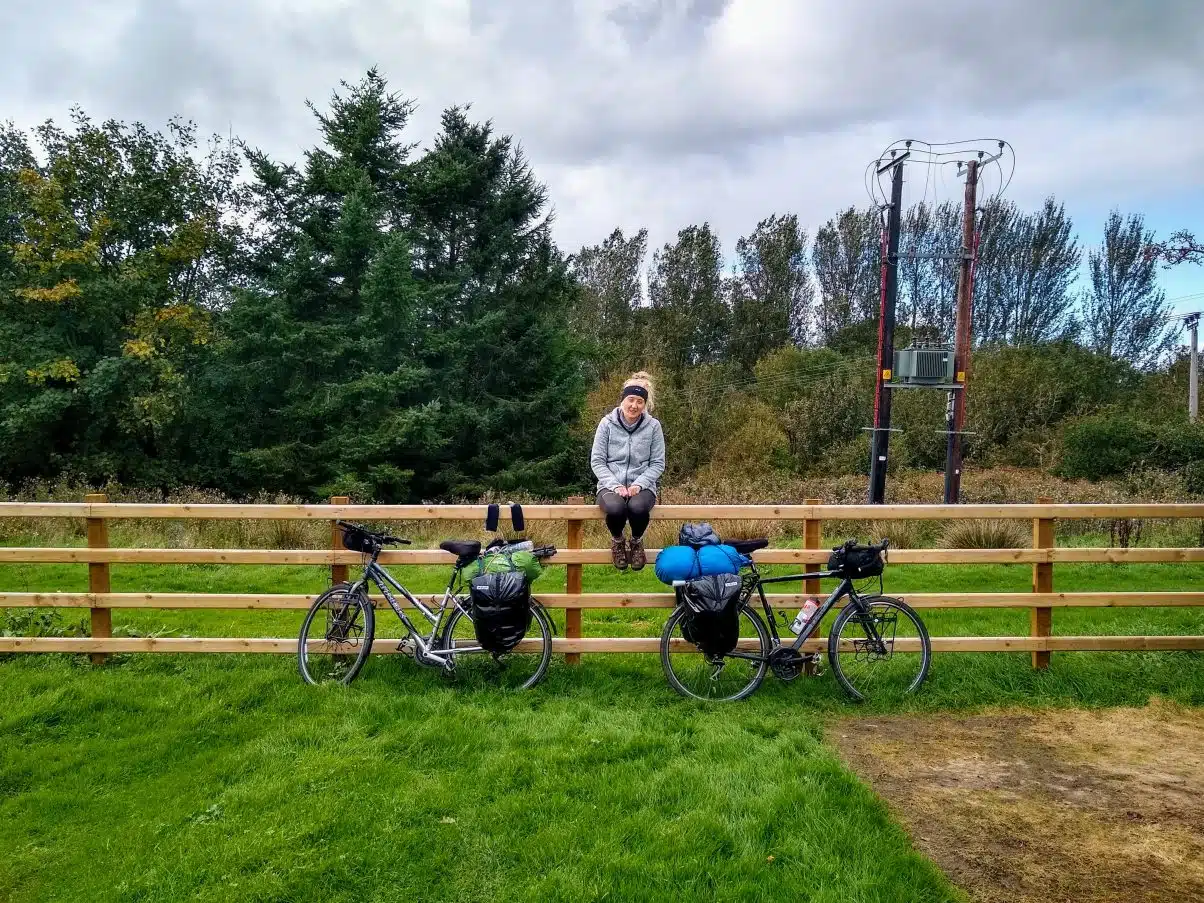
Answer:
[736,559,886,655]
[351,557,476,663]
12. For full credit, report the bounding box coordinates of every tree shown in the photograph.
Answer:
[811,206,880,342]
[974,197,1080,346]
[0,110,243,486]
[727,213,812,371]
[898,200,961,341]
[1082,211,1174,370]
[1146,229,1204,267]
[569,226,647,375]
[647,223,727,368]
[195,71,436,500]
[205,75,586,501]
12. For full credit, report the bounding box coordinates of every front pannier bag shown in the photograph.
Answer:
[680,573,743,657]
[468,571,532,655]
[827,543,885,579]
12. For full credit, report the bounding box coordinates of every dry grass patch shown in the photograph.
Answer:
[831,700,1204,903]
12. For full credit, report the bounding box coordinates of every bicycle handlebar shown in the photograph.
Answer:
[335,520,412,545]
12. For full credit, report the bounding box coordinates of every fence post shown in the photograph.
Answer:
[85,493,111,665]
[1031,495,1053,670]
[803,498,822,672]
[330,496,349,587]
[565,496,584,665]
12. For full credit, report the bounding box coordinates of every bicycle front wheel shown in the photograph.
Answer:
[661,604,770,702]
[297,582,375,686]
[827,596,930,702]
[438,602,553,690]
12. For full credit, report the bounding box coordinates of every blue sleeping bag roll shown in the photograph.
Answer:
[655,544,742,584]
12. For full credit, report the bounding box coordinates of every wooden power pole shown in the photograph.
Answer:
[868,152,907,504]
[1188,313,1199,424]
[943,158,980,504]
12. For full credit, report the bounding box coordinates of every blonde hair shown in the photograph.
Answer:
[622,371,656,412]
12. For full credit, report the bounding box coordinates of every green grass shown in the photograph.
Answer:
[3,548,1204,901]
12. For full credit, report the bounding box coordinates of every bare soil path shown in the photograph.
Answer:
[832,700,1204,903]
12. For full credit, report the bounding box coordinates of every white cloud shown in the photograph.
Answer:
[1,0,1202,293]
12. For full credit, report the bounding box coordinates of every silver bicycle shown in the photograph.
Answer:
[297,521,556,689]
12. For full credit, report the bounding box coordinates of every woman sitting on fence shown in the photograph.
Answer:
[590,371,666,571]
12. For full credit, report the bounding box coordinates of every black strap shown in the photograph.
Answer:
[485,503,499,532]
[510,503,525,532]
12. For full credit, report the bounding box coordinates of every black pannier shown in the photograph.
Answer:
[827,543,885,579]
[680,573,743,657]
[468,571,532,655]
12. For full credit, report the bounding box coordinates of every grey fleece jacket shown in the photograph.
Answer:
[590,408,666,497]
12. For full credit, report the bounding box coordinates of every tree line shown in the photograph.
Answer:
[0,72,583,500]
[0,69,1194,502]
[570,200,1177,380]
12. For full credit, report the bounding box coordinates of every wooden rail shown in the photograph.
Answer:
[2,498,1203,671]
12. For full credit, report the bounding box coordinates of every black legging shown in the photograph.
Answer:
[598,489,656,539]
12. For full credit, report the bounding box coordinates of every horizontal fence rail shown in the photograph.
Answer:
[2,502,1204,520]
[2,496,1203,669]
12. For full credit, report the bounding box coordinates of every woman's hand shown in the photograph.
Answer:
[614,486,631,498]
[628,484,641,495]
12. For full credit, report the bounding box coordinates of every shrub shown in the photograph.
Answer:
[1057,414,1157,481]
[939,519,1029,549]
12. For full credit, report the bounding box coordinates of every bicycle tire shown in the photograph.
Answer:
[660,603,770,702]
[827,595,930,702]
[437,601,553,690]
[297,582,375,686]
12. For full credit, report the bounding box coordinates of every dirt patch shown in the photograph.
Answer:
[831,699,1204,903]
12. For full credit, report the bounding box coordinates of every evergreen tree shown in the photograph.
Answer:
[195,71,438,500]
[404,106,586,498]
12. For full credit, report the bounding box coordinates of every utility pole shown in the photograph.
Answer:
[943,158,980,504]
[1188,313,1199,423]
[868,151,907,504]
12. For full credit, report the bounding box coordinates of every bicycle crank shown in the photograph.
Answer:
[768,647,822,681]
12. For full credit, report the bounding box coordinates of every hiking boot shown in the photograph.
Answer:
[611,536,629,570]
[628,537,647,571]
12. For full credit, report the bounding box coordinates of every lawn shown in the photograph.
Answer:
[3,548,1203,901]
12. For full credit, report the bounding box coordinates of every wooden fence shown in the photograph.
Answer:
[1,496,1203,669]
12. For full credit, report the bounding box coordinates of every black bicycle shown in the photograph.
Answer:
[660,538,931,702]
[297,521,557,689]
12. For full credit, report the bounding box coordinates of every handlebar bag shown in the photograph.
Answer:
[827,544,885,578]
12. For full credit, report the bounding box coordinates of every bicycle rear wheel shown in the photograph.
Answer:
[297,583,374,685]
[661,604,769,702]
[438,602,553,690]
[827,595,930,702]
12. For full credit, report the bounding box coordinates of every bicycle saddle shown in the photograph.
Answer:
[440,540,481,559]
[730,538,769,555]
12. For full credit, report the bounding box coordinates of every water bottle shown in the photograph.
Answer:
[791,598,820,636]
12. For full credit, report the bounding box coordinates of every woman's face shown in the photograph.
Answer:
[621,393,647,420]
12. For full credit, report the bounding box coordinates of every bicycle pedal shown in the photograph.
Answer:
[396,638,416,654]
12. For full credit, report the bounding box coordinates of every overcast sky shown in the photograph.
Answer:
[4,0,1204,313]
